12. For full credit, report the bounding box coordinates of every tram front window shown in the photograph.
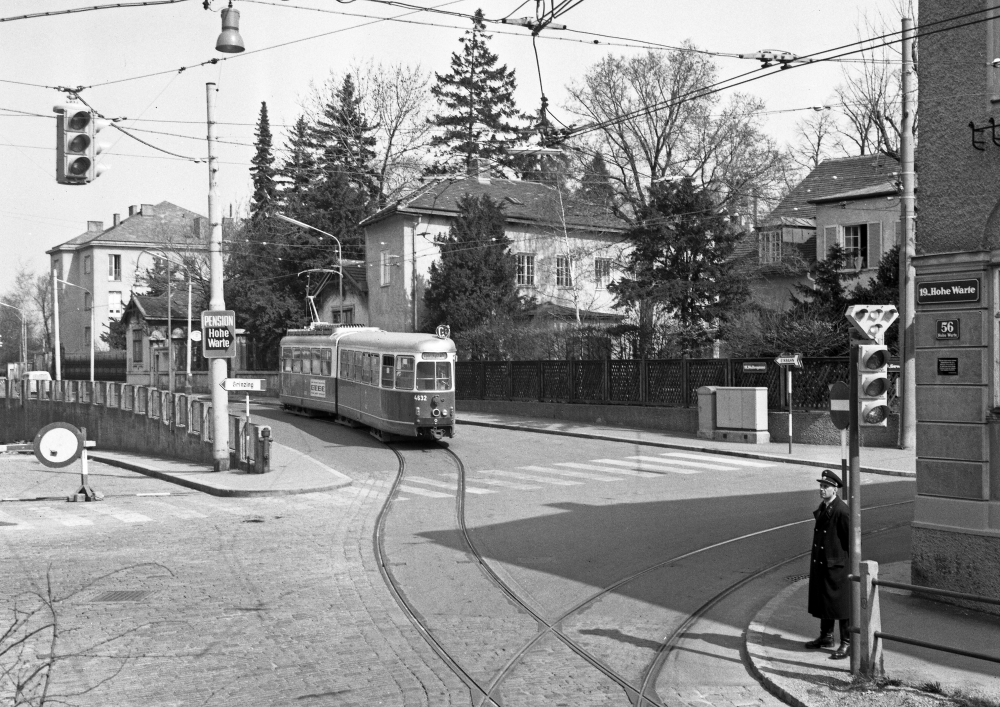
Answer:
[416,362,452,391]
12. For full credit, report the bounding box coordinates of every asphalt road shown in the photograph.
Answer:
[0,406,915,706]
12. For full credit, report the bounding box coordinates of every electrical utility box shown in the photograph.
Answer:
[713,387,769,444]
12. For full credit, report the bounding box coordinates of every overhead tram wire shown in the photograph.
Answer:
[0,0,191,24]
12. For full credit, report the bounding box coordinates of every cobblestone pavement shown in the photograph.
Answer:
[0,455,470,706]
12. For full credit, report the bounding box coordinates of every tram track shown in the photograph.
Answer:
[375,441,914,707]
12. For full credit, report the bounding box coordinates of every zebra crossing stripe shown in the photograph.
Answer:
[32,507,93,526]
[660,452,774,468]
[627,455,737,471]
[591,459,700,475]
[138,499,207,519]
[398,485,451,498]
[89,506,152,524]
[477,469,581,486]
[408,476,495,495]
[477,479,542,490]
[555,462,659,478]
[519,465,623,482]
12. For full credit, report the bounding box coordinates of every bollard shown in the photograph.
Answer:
[256,426,271,474]
[859,560,883,678]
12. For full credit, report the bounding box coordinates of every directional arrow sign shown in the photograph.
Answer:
[221,378,265,392]
[774,353,803,368]
[829,381,850,430]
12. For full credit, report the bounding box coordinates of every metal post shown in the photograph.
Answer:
[849,342,862,674]
[167,258,174,394]
[898,16,916,450]
[21,314,27,375]
[859,560,883,677]
[207,82,229,471]
[186,275,193,394]
[787,366,793,454]
[53,269,61,380]
[841,428,849,501]
[89,294,94,382]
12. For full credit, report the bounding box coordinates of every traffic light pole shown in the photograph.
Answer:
[206,82,229,471]
[849,341,862,674]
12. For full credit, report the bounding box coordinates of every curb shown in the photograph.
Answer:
[90,454,349,498]
[458,419,915,478]
[745,579,813,707]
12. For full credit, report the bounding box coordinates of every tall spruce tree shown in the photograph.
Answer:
[313,74,379,204]
[278,115,316,198]
[610,178,749,356]
[250,101,278,223]
[428,9,523,174]
[424,195,522,332]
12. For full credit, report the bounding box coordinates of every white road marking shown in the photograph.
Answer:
[477,469,581,486]
[138,499,207,520]
[591,459,700,475]
[627,455,737,471]
[555,462,659,478]
[184,498,249,515]
[477,479,542,490]
[398,485,451,498]
[32,507,93,526]
[407,476,495,495]
[661,452,774,468]
[519,465,623,482]
[89,505,152,523]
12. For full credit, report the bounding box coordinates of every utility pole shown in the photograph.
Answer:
[898,16,916,449]
[207,82,229,471]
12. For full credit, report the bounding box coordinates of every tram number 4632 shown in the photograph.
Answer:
[414,395,428,401]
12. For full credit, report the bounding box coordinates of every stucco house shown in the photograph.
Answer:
[120,293,203,388]
[352,174,629,332]
[752,154,901,309]
[47,202,210,356]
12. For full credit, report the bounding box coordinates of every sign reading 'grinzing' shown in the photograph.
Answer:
[917,278,980,305]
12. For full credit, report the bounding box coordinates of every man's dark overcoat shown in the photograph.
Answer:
[807,495,850,619]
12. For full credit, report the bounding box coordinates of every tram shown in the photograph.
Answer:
[278,324,457,441]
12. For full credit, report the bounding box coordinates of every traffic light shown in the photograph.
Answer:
[54,104,109,185]
[858,343,890,426]
[845,304,898,344]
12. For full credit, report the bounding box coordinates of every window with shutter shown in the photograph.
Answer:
[823,225,839,259]
[867,222,882,265]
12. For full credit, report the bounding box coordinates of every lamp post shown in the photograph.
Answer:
[136,250,195,394]
[54,279,94,382]
[0,302,28,377]
[274,214,343,324]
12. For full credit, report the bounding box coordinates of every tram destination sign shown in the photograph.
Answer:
[201,309,236,359]
[917,278,980,305]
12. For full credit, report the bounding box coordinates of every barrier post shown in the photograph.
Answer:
[859,560,883,677]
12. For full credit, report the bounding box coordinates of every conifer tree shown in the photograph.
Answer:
[278,115,316,198]
[250,101,278,223]
[312,74,379,204]
[428,9,523,174]
[424,195,523,332]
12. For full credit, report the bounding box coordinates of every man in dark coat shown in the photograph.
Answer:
[805,469,851,659]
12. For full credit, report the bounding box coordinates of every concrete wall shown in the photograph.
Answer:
[459,398,900,447]
[0,380,215,465]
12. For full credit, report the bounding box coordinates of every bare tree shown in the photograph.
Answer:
[790,110,842,172]
[565,47,789,220]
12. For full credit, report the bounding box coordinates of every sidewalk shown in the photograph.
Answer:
[91,440,352,497]
[457,410,915,477]
[747,562,1000,707]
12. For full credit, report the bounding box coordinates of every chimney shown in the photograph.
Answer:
[112,213,121,227]
[141,203,155,216]
[191,217,206,239]
[87,220,103,233]
[128,205,140,217]
[468,155,490,184]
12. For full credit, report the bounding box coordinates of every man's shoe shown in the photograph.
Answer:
[804,634,834,649]
[830,641,851,660]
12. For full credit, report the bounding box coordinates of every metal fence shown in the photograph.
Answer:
[457,357,900,411]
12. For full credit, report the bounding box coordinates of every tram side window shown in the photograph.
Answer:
[311,348,322,375]
[381,355,395,388]
[340,349,350,378]
[395,356,415,390]
[322,349,332,376]
[282,348,292,373]
[352,351,362,382]
[416,361,453,390]
[292,348,302,373]
[361,353,372,384]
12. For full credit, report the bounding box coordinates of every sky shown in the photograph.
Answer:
[0,0,909,293]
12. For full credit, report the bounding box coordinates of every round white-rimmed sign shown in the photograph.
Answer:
[33,422,84,468]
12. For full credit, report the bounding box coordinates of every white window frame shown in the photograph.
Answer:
[556,255,573,288]
[108,291,123,318]
[108,254,121,282]
[516,253,535,287]
[758,230,782,264]
[380,251,391,287]
[843,223,869,270]
[595,258,612,289]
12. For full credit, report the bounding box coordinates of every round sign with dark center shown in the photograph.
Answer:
[33,422,85,468]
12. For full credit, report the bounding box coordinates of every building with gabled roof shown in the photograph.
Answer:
[47,202,212,356]
[356,173,629,332]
